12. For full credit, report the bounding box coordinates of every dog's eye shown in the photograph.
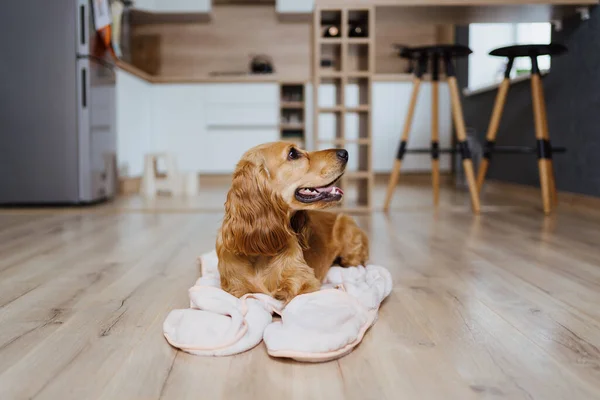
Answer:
[288,147,300,160]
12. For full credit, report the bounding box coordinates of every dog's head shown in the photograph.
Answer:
[220,142,347,255]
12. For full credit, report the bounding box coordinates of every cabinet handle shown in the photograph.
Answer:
[81,68,87,108]
[206,124,277,130]
[79,5,85,46]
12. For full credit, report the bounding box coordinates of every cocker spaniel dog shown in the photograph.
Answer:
[216,142,369,303]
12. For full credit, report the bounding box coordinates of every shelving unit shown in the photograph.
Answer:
[279,83,306,148]
[313,6,374,212]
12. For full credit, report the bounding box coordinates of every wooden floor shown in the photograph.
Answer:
[1,181,600,400]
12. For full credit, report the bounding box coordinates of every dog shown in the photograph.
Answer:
[216,141,369,303]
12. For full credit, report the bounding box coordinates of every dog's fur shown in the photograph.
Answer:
[216,142,369,303]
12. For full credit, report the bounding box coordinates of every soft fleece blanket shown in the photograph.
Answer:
[163,250,392,362]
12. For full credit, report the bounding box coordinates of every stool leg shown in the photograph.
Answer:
[536,78,558,206]
[531,57,552,215]
[384,77,421,211]
[477,57,514,193]
[431,54,440,206]
[445,56,480,214]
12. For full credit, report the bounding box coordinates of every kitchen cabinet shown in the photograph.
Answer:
[133,0,211,13]
[202,83,279,173]
[116,75,279,175]
[202,128,279,173]
[276,0,314,14]
[116,73,451,177]
[152,85,206,172]
[116,70,154,177]
[204,83,278,104]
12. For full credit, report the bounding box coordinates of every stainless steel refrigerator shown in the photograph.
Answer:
[0,0,117,205]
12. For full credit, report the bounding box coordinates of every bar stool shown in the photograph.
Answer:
[476,43,567,214]
[383,45,481,214]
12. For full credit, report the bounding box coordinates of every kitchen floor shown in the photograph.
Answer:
[1,180,600,399]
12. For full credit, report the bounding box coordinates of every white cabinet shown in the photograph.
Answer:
[116,70,154,177]
[202,128,280,173]
[152,85,206,172]
[205,104,278,128]
[117,78,452,176]
[204,83,278,104]
[372,81,452,173]
[276,0,314,14]
[133,0,211,13]
[116,78,280,175]
[203,83,279,173]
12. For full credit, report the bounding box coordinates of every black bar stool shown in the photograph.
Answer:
[476,43,567,215]
[384,45,481,214]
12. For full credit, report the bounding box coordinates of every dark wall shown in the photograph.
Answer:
[457,8,600,197]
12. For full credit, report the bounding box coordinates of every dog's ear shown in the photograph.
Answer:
[221,159,293,256]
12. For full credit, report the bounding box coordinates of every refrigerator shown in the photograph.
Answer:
[0,0,117,205]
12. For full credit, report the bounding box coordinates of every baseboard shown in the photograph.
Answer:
[119,177,142,195]
[118,173,232,196]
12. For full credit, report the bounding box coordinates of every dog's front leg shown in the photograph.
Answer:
[267,243,321,303]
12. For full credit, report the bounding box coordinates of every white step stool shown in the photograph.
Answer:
[141,153,183,197]
[141,153,200,197]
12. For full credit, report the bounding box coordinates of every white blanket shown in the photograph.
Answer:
[163,250,392,362]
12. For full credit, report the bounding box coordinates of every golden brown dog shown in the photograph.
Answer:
[216,141,369,303]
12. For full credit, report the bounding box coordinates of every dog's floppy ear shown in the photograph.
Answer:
[221,159,293,256]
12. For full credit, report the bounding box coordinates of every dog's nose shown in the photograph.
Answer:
[336,149,348,163]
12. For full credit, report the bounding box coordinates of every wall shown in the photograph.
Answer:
[457,9,600,197]
[134,6,311,80]
[375,7,453,74]
[131,5,447,79]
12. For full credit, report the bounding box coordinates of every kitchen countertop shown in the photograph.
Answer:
[116,60,301,84]
[117,61,419,84]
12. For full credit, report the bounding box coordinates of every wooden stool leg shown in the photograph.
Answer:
[445,56,480,214]
[477,57,513,193]
[531,57,552,215]
[536,76,558,206]
[431,54,440,206]
[383,76,423,211]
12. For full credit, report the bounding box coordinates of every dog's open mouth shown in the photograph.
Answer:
[295,176,344,203]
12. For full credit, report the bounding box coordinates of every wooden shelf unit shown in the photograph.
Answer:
[313,6,375,212]
[279,83,307,148]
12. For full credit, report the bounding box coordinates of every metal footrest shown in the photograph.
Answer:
[404,145,566,154]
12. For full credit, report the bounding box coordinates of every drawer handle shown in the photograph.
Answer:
[206,124,277,130]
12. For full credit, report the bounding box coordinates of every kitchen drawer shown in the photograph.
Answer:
[205,104,278,127]
[201,128,279,173]
[204,83,278,105]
